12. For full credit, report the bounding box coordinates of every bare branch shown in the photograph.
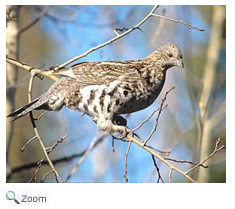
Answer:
[168,168,173,183]
[133,105,167,132]
[185,138,225,175]
[164,157,208,169]
[143,87,175,145]
[145,145,171,156]
[6,56,59,81]
[46,134,68,154]
[151,13,204,31]
[21,135,37,152]
[65,132,106,182]
[7,151,86,181]
[28,158,44,183]
[27,73,64,183]
[52,5,160,70]
[151,155,164,183]
[41,170,55,183]
[124,141,132,182]
[127,135,197,183]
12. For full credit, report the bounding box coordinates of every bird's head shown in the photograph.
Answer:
[148,43,184,70]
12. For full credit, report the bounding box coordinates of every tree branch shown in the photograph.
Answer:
[65,132,106,182]
[123,141,132,182]
[151,155,164,183]
[151,13,204,31]
[27,72,64,182]
[126,135,197,183]
[52,5,161,70]
[143,87,175,145]
[185,138,225,175]
[6,55,59,81]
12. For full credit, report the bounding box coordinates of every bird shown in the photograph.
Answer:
[7,43,184,138]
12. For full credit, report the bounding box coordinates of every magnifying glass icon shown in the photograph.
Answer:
[6,191,20,204]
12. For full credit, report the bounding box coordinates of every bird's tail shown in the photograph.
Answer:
[7,96,48,122]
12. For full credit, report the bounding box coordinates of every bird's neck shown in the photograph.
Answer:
[135,61,165,93]
[140,57,166,82]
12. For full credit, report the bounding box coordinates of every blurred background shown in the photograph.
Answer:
[6,5,226,183]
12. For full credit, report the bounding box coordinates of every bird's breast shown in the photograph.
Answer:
[115,76,166,114]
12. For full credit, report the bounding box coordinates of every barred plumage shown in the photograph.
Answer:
[7,43,184,138]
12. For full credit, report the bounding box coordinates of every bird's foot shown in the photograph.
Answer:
[97,116,133,140]
[112,126,133,140]
[112,115,132,139]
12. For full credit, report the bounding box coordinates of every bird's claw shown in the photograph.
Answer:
[113,127,133,140]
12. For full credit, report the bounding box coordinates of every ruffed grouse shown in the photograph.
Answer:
[7,43,184,138]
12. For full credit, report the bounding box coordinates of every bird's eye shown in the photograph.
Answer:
[180,54,183,59]
[168,53,173,58]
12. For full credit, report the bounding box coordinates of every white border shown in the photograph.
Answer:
[1,1,233,208]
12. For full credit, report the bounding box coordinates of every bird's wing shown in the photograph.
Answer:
[55,61,146,86]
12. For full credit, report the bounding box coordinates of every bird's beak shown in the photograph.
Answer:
[177,60,184,68]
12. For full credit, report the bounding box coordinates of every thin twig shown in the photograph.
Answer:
[41,170,54,183]
[28,135,67,182]
[28,158,44,183]
[145,145,170,156]
[7,134,104,182]
[143,87,175,145]
[185,138,225,175]
[168,168,173,183]
[28,72,64,183]
[151,13,204,31]
[124,141,132,182]
[34,113,45,121]
[65,132,106,182]
[164,157,208,169]
[113,30,119,36]
[21,135,37,152]
[127,135,197,183]
[133,105,167,132]
[151,155,164,183]
[7,151,88,181]
[46,134,68,153]
[29,115,64,182]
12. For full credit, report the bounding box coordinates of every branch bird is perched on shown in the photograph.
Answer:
[7,43,184,138]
